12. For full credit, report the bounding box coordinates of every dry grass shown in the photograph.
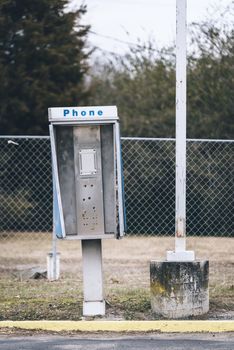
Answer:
[0,235,233,287]
[0,234,233,320]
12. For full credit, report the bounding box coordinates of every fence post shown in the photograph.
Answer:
[47,172,60,280]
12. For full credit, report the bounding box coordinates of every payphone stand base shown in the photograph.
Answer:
[82,239,105,316]
[83,301,105,317]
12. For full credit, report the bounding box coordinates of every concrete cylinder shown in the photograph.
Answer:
[150,260,209,318]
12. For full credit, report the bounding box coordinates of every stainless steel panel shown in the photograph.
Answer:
[56,126,77,235]
[101,125,116,235]
[73,126,105,236]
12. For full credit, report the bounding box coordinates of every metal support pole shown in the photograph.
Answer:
[47,172,60,280]
[167,0,194,261]
[175,0,187,251]
[52,218,58,278]
[82,239,105,316]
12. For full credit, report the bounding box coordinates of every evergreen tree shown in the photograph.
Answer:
[0,0,90,134]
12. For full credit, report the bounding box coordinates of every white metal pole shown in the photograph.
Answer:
[52,184,58,279]
[47,174,59,280]
[167,0,194,261]
[175,0,187,252]
[82,239,105,316]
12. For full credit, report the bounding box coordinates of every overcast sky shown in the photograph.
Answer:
[70,0,233,56]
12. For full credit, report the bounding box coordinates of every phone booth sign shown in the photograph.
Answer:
[49,106,125,241]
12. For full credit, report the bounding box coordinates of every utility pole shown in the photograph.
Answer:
[167,0,194,261]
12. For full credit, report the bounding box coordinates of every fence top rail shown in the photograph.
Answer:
[122,137,234,143]
[0,135,234,143]
[0,135,50,139]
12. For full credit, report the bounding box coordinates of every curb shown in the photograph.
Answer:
[0,320,234,333]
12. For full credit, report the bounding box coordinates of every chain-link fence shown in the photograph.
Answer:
[122,138,234,236]
[0,137,52,235]
[0,136,233,238]
[0,136,233,316]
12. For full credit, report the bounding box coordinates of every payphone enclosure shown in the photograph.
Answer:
[49,106,125,240]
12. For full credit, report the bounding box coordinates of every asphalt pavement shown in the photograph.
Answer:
[0,333,234,350]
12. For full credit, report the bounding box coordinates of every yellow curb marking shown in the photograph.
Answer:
[0,321,234,333]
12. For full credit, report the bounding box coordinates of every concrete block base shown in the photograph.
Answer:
[150,260,209,319]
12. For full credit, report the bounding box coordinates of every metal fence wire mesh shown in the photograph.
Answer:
[0,136,233,237]
[122,138,175,235]
[0,137,52,234]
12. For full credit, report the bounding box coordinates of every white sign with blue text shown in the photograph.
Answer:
[48,105,118,123]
